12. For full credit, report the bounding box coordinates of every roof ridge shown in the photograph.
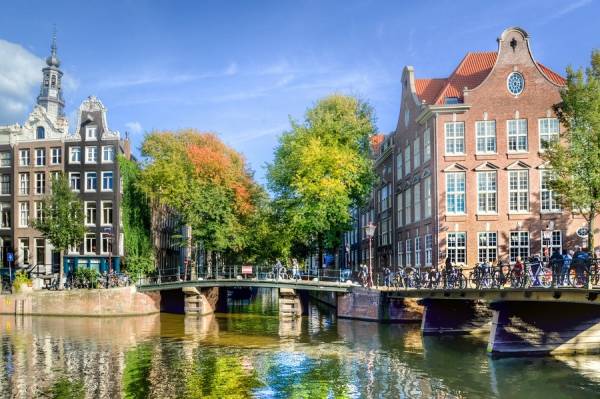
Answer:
[433,52,474,104]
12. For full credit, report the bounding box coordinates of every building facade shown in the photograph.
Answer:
[0,35,129,273]
[347,27,593,273]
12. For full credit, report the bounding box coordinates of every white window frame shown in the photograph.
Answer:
[69,147,81,164]
[396,152,403,179]
[404,146,410,176]
[85,172,97,192]
[0,152,11,168]
[476,120,496,153]
[0,174,9,196]
[84,233,97,254]
[413,136,420,168]
[423,176,432,219]
[405,239,413,267]
[508,170,529,213]
[101,233,111,255]
[541,170,560,213]
[477,171,497,214]
[478,232,498,263]
[85,201,96,226]
[423,128,431,162]
[50,147,61,165]
[397,193,403,228]
[445,122,465,155]
[101,171,113,192]
[507,119,528,152]
[447,232,466,264]
[18,202,29,228]
[19,149,29,166]
[414,182,421,222]
[35,148,45,166]
[19,173,29,195]
[539,118,559,151]
[85,125,98,141]
[404,187,412,225]
[425,234,433,266]
[69,172,81,192]
[397,240,404,267]
[0,202,10,229]
[85,146,98,164]
[34,172,45,195]
[101,201,113,226]
[102,145,115,163]
[446,172,466,214]
[509,231,530,263]
[541,230,562,256]
[414,236,422,267]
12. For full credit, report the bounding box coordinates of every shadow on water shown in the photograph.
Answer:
[0,289,599,398]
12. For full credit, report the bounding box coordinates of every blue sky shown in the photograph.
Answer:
[1,0,599,183]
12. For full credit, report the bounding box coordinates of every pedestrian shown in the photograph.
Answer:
[513,256,524,278]
[292,258,300,280]
[561,249,572,286]
[383,266,391,287]
[549,248,563,287]
[444,257,453,288]
[572,247,590,285]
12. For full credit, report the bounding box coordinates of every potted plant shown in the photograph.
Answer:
[12,270,33,294]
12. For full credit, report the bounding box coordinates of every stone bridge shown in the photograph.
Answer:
[137,278,600,357]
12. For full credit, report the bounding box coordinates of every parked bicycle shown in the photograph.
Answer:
[443,266,466,289]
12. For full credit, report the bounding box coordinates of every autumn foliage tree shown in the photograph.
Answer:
[138,130,263,264]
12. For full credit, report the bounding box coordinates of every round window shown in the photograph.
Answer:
[507,72,525,96]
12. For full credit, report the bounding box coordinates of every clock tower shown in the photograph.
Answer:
[36,30,65,122]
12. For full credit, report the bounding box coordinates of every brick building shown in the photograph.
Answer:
[0,34,129,274]
[346,27,594,272]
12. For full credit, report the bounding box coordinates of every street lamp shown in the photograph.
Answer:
[365,223,376,288]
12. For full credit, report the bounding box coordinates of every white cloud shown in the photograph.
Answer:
[225,62,238,76]
[125,121,143,134]
[0,39,44,123]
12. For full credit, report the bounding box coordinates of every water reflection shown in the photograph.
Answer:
[0,289,599,398]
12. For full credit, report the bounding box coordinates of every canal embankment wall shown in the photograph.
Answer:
[0,286,161,316]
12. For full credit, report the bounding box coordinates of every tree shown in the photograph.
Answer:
[544,50,600,252]
[267,94,376,266]
[32,173,85,289]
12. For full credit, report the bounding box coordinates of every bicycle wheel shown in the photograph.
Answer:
[569,267,587,288]
[539,267,552,288]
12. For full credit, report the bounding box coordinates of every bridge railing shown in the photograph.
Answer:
[138,265,355,286]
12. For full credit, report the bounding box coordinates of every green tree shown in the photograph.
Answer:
[32,173,85,289]
[544,50,600,251]
[267,94,376,265]
[118,155,154,279]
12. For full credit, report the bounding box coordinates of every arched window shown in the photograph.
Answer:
[50,75,56,89]
[36,126,45,140]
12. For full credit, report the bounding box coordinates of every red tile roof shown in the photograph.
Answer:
[414,52,565,105]
[370,134,385,154]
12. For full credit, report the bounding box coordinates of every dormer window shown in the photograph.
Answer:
[444,97,459,104]
[86,125,98,140]
[36,126,45,140]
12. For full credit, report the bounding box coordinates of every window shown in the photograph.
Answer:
[102,201,113,225]
[0,175,9,195]
[510,231,530,262]
[445,122,465,154]
[396,152,403,179]
[19,202,29,228]
[414,182,421,222]
[35,148,45,166]
[446,172,465,214]
[19,149,30,166]
[397,194,403,228]
[509,170,529,212]
[85,172,97,192]
[69,173,80,191]
[423,176,432,219]
[70,147,81,163]
[405,239,413,266]
[19,173,29,195]
[0,152,10,167]
[539,118,559,150]
[425,234,433,266]
[85,233,97,254]
[477,171,497,213]
[0,203,10,228]
[397,241,404,267]
[379,184,391,212]
[85,146,98,164]
[102,145,115,163]
[507,119,528,152]
[86,125,98,140]
[447,232,466,264]
[50,148,61,164]
[542,230,562,257]
[404,146,410,176]
[478,232,497,263]
[379,218,391,246]
[413,137,420,168]
[85,202,96,226]
[423,129,431,162]
[404,187,412,225]
[102,171,113,192]
[541,171,560,212]
[476,120,496,153]
[414,236,421,267]
[36,126,45,140]
[21,238,30,265]
[101,233,111,254]
[35,172,45,195]
[34,201,43,222]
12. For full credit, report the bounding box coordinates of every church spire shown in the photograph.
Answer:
[37,27,65,120]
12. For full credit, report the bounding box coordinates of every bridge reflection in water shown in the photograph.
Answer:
[1,290,599,398]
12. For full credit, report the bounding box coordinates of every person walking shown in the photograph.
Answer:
[561,249,573,287]
[292,258,300,280]
[444,257,453,288]
[383,266,391,288]
[549,248,563,287]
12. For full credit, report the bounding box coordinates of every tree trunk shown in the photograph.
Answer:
[58,250,64,290]
[588,213,595,253]
[318,236,324,271]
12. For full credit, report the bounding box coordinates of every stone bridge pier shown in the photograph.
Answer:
[420,298,492,335]
[279,288,303,319]
[160,287,222,316]
[488,301,600,356]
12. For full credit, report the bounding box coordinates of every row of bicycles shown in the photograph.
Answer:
[387,260,600,290]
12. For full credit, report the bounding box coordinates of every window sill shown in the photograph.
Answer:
[445,215,466,222]
[507,213,531,220]
[476,214,499,221]
[506,152,529,159]
[475,153,498,160]
[444,155,466,162]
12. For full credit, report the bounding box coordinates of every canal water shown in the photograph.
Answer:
[0,289,599,398]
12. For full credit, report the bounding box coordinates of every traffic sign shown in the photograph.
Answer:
[7,252,13,262]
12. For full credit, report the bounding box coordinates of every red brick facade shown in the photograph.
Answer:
[385,27,592,270]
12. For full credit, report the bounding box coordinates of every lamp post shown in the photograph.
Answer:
[365,223,376,288]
